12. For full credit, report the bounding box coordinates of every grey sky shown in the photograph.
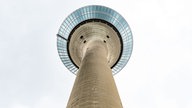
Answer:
[0,0,192,108]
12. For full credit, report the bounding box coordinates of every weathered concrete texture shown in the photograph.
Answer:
[67,40,123,108]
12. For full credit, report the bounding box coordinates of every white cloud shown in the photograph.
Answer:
[1,0,192,108]
[33,96,64,108]
[10,102,30,108]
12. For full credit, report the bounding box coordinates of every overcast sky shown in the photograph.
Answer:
[0,0,192,108]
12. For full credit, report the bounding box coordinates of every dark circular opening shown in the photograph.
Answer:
[80,35,83,39]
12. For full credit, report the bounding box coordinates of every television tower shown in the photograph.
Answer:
[57,5,133,108]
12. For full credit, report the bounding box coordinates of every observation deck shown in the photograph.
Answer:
[57,5,133,75]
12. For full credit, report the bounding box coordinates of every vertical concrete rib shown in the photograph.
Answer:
[66,40,123,108]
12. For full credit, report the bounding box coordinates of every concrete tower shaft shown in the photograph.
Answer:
[67,40,122,107]
[57,5,133,108]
